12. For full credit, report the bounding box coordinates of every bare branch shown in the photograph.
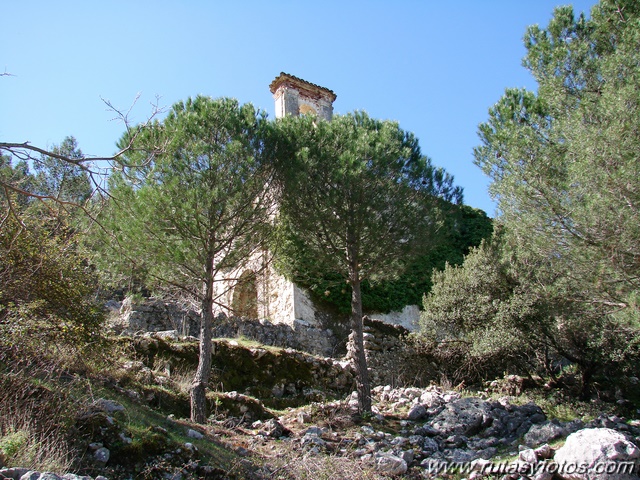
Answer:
[0,95,165,223]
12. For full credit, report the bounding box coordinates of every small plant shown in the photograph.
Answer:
[0,429,29,459]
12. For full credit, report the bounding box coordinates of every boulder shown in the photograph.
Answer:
[375,453,408,476]
[0,468,30,480]
[407,404,428,421]
[524,421,566,447]
[187,429,204,440]
[91,398,125,414]
[19,473,43,480]
[93,447,110,465]
[554,428,640,480]
[429,398,492,436]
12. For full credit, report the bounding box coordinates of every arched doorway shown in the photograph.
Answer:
[231,270,258,318]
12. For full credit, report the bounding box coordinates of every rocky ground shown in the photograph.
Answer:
[2,383,639,479]
[1,335,639,480]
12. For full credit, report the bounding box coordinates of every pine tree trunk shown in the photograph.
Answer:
[191,280,214,423]
[350,271,372,414]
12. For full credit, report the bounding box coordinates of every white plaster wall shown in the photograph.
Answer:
[264,267,296,325]
[369,305,421,331]
[292,284,318,326]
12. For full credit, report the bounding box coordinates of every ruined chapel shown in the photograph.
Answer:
[212,73,421,331]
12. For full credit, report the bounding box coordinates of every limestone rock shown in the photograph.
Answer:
[187,429,204,440]
[0,468,30,480]
[92,398,125,414]
[375,453,408,476]
[553,428,640,480]
[19,473,43,480]
[407,404,428,421]
[93,447,110,465]
[429,398,492,436]
[524,421,566,447]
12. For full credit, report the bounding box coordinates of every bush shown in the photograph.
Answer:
[0,216,104,347]
[420,229,640,399]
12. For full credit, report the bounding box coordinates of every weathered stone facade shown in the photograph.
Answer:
[270,72,336,121]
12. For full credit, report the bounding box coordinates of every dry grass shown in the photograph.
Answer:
[0,410,74,473]
[266,452,387,480]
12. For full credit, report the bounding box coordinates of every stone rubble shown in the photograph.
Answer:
[261,385,640,479]
[0,470,108,480]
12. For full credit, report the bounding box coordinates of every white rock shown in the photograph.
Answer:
[519,448,538,464]
[554,428,640,480]
[187,428,204,439]
[94,447,110,464]
[92,398,125,413]
[154,330,179,341]
[375,453,408,476]
[19,472,42,480]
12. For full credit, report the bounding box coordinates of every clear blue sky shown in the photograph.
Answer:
[2,0,597,216]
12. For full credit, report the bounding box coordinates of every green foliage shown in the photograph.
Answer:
[0,429,29,459]
[0,155,35,210]
[273,111,465,412]
[32,136,92,204]
[95,96,274,422]
[276,204,492,313]
[420,233,534,382]
[422,0,640,394]
[95,96,272,302]
[0,215,104,345]
[475,0,640,325]
[273,112,475,314]
[421,229,640,392]
[275,111,462,283]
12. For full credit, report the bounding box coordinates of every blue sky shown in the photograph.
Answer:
[2,0,597,216]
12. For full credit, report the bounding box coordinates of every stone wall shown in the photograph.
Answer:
[347,317,438,388]
[111,296,342,358]
[112,298,436,386]
[111,297,200,337]
[210,316,340,358]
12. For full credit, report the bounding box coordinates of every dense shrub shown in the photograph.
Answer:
[276,204,492,314]
[0,216,104,346]
[420,230,640,398]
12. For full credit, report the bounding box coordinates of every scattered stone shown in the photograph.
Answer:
[519,447,538,463]
[429,397,493,436]
[19,473,43,480]
[154,330,179,341]
[297,412,311,424]
[186,429,204,440]
[407,404,428,421]
[92,398,125,414]
[0,468,31,480]
[261,419,286,438]
[534,443,554,459]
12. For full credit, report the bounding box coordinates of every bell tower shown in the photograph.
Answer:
[269,73,337,121]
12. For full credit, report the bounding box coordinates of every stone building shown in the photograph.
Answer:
[212,73,420,331]
[270,72,336,121]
